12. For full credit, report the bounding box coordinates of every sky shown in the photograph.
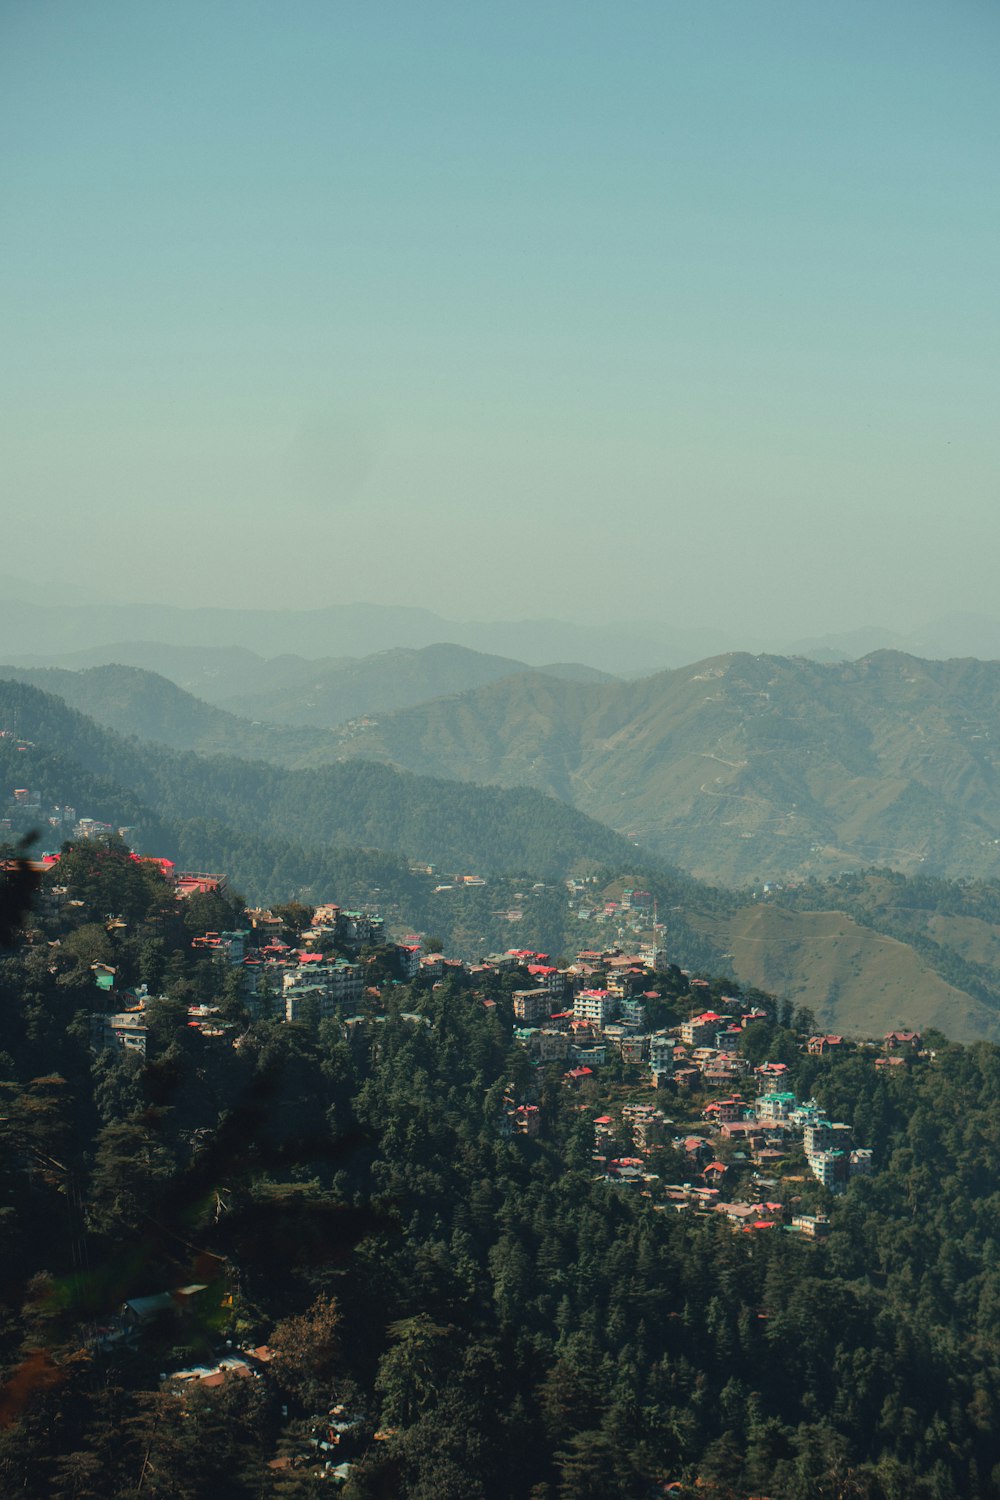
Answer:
[1,0,998,639]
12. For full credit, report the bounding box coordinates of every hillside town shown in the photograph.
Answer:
[35,834,917,1224]
[0,783,976,1494]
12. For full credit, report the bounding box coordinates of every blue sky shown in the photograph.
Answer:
[1,1,997,636]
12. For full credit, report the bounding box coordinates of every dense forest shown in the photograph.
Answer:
[2,842,1000,1496]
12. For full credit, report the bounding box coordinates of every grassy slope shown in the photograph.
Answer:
[689,903,999,1043]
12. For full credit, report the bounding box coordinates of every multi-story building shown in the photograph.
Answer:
[640,940,670,972]
[537,1030,569,1062]
[756,1091,797,1123]
[90,1010,148,1057]
[649,1034,676,1074]
[791,1214,831,1238]
[337,911,385,949]
[526,963,566,998]
[679,1011,726,1047]
[574,989,615,1028]
[808,1034,845,1055]
[808,1148,848,1190]
[513,989,551,1024]
[620,1035,647,1065]
[619,997,647,1027]
[883,1030,921,1054]
[396,944,422,979]
[283,960,363,1012]
[803,1119,833,1156]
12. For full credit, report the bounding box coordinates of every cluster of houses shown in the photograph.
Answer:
[90,899,392,1049]
[90,1280,362,1486]
[507,952,768,1092]
[701,1077,874,1193]
[238,905,377,1023]
[71,848,914,1224]
[562,1025,916,1222]
[579,1048,882,1223]
[566,880,656,930]
[0,784,146,847]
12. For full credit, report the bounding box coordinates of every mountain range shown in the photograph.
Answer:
[6,593,1000,675]
[8,647,1000,890]
[0,642,612,725]
[7,652,1000,1042]
[0,670,670,891]
[310,650,1000,885]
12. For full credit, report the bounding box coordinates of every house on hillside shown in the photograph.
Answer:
[808,1034,845,1055]
[884,1030,921,1054]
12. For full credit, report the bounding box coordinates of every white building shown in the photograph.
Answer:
[573,989,615,1027]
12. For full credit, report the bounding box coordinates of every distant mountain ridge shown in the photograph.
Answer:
[1,642,613,727]
[5,595,1000,675]
[0,598,722,675]
[9,647,1000,887]
[319,649,1000,884]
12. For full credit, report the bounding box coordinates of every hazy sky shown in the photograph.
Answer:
[2,1,998,636]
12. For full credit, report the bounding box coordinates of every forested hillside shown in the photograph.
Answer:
[214,643,613,726]
[0,649,612,747]
[0,664,341,766]
[0,679,652,881]
[3,845,1000,1497]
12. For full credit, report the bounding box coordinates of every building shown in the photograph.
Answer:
[619,996,647,1027]
[396,944,422,979]
[526,963,566,998]
[640,940,669,972]
[573,989,615,1028]
[808,1148,849,1191]
[884,1030,922,1054]
[649,1034,676,1074]
[91,1009,148,1057]
[337,911,385,949]
[808,1034,845,1055]
[756,1091,797,1123]
[513,989,551,1025]
[791,1214,831,1238]
[679,1011,726,1047]
[620,1034,647,1065]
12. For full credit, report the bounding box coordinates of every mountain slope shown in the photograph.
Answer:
[0,677,647,879]
[325,650,1000,883]
[690,902,1000,1044]
[7,675,1000,1041]
[1,644,614,730]
[0,663,342,765]
[215,642,613,725]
